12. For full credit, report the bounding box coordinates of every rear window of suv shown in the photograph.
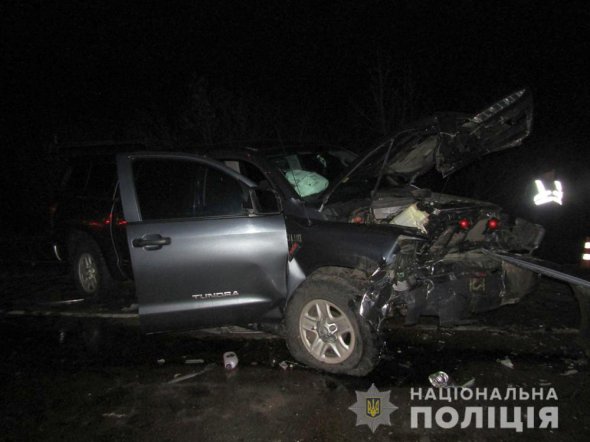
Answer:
[61,159,117,199]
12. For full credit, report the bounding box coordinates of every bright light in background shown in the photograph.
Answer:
[533,179,563,205]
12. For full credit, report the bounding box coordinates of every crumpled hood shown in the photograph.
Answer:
[321,89,533,206]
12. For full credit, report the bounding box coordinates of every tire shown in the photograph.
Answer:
[71,236,115,299]
[285,276,381,376]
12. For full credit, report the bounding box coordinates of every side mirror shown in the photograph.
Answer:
[250,187,283,214]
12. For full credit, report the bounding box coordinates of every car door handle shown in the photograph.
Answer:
[132,235,171,249]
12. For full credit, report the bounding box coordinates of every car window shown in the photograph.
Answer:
[201,166,250,216]
[132,159,249,221]
[60,159,117,198]
[133,159,201,221]
[86,162,117,199]
[221,159,269,188]
[265,150,355,198]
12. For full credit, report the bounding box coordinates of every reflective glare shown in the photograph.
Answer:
[533,180,563,206]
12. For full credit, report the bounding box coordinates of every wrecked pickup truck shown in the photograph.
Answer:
[53,89,585,376]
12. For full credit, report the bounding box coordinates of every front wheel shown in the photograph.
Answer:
[285,276,380,376]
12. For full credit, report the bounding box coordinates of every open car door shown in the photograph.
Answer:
[116,152,289,333]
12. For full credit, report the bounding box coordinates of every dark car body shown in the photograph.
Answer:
[51,89,556,375]
[50,153,131,281]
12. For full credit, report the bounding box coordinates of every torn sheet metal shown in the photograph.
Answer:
[359,267,393,330]
[380,248,540,326]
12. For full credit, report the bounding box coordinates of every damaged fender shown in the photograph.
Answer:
[359,266,393,330]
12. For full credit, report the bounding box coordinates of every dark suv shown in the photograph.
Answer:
[51,152,130,297]
[51,90,553,376]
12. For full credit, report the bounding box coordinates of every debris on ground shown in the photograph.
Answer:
[461,378,476,388]
[279,361,290,370]
[561,369,578,376]
[169,373,198,384]
[429,371,475,388]
[167,365,214,384]
[563,357,588,368]
[120,303,138,312]
[223,351,238,370]
[157,359,165,365]
[43,298,86,306]
[184,359,204,365]
[497,356,514,369]
[283,360,305,369]
[429,371,457,387]
[102,412,127,418]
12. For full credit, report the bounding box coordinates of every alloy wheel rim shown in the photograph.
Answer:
[77,253,98,293]
[299,299,355,364]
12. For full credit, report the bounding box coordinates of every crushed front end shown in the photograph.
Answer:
[328,88,544,328]
[359,191,545,327]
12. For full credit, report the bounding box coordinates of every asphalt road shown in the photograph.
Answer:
[1,263,589,441]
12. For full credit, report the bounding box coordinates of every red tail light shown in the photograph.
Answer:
[487,218,500,230]
[104,213,127,226]
[86,213,127,230]
[458,218,471,230]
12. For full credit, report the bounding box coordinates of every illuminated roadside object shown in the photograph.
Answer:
[583,238,590,268]
[533,179,563,205]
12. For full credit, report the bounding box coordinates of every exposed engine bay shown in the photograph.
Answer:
[325,186,545,326]
[310,89,547,327]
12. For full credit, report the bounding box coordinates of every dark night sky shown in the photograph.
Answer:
[3,1,589,142]
[2,0,590,260]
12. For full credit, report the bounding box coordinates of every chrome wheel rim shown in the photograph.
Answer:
[299,299,356,364]
[77,252,98,294]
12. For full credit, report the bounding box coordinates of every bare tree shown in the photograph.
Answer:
[126,77,282,150]
[181,77,277,146]
[351,54,426,138]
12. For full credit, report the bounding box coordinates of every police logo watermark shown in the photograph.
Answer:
[366,398,380,418]
[349,384,398,433]
[410,385,559,432]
